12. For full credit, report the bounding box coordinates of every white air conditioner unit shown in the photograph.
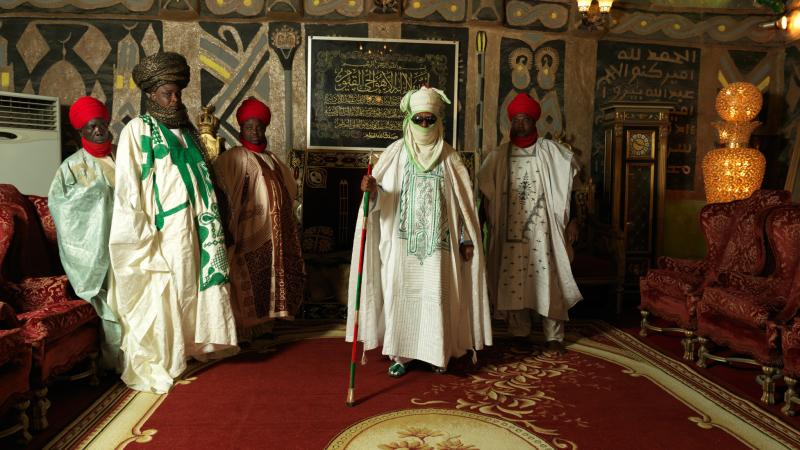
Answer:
[0,92,61,196]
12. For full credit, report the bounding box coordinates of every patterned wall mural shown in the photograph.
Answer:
[497,36,566,145]
[304,0,364,18]
[716,49,773,123]
[0,2,793,263]
[162,0,199,13]
[624,0,761,7]
[608,10,775,44]
[198,21,271,148]
[783,44,800,198]
[0,0,159,14]
[505,0,570,32]
[0,18,162,150]
[470,0,502,22]
[403,0,467,22]
[785,46,800,135]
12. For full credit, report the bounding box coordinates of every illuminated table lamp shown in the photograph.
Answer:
[702,82,766,203]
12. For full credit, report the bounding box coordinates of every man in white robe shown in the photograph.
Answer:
[48,96,122,372]
[215,97,304,341]
[109,52,238,393]
[477,92,582,353]
[346,86,492,377]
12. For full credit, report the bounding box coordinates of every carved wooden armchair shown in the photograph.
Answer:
[0,184,100,430]
[697,204,800,405]
[639,189,790,361]
[569,179,625,314]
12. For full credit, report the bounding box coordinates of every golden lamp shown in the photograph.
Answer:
[702,82,766,204]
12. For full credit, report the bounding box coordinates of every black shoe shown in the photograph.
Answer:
[431,364,447,374]
[545,340,567,354]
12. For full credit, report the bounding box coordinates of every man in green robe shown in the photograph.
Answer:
[108,52,237,393]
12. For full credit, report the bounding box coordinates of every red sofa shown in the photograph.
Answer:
[0,184,100,430]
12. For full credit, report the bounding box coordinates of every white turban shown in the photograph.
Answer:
[400,86,451,117]
[400,87,451,172]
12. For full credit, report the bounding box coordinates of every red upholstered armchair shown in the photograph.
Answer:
[639,189,790,361]
[0,184,100,431]
[696,204,800,405]
[0,301,31,444]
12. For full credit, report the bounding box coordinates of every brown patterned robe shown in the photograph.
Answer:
[214,147,304,340]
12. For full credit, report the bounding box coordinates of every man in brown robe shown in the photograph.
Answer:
[214,97,305,341]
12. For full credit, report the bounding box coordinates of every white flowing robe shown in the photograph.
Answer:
[477,139,582,321]
[346,140,492,368]
[48,149,123,372]
[109,115,238,394]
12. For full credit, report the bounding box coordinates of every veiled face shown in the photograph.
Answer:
[81,118,110,144]
[241,118,267,145]
[510,113,534,137]
[149,83,183,109]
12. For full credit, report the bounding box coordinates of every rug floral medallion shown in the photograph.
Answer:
[325,408,553,449]
[45,322,800,450]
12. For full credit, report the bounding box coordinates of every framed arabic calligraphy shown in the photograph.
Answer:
[306,36,459,151]
[593,41,700,192]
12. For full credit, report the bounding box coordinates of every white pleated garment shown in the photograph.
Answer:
[346,139,492,368]
[109,116,238,394]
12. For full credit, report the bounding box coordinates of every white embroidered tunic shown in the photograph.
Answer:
[346,139,492,368]
[478,139,582,320]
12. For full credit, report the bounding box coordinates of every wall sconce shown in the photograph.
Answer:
[758,15,789,29]
[702,82,766,204]
[577,0,614,30]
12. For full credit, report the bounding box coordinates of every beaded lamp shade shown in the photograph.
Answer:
[714,82,762,122]
[702,82,766,204]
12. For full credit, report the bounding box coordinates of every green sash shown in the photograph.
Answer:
[139,114,229,290]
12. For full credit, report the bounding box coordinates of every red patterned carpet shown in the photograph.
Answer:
[41,321,800,450]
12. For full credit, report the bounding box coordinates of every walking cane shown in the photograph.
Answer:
[347,154,373,407]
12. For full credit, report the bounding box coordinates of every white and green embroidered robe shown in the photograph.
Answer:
[346,139,492,368]
[477,139,582,321]
[48,149,123,372]
[109,114,238,394]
